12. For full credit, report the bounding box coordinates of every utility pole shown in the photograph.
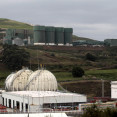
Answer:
[101,79,104,97]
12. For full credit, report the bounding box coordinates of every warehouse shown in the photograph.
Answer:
[1,68,87,112]
[2,91,86,112]
[104,39,117,46]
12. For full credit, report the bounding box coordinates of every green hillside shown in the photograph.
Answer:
[72,35,94,41]
[0,18,33,29]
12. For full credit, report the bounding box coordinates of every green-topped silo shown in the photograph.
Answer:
[55,27,64,45]
[64,28,73,44]
[33,25,45,44]
[45,26,55,45]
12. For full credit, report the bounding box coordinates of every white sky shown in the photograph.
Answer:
[0,0,117,41]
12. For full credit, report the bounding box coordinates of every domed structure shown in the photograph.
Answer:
[25,70,58,91]
[5,73,15,91]
[5,68,33,91]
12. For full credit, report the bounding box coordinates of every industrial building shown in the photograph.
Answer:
[72,40,104,46]
[3,25,73,46]
[0,68,87,113]
[0,28,6,40]
[111,81,117,99]
[3,29,33,46]
[104,39,117,46]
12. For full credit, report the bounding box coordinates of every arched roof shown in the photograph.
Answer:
[5,73,15,90]
[5,68,33,91]
[5,69,58,91]
[25,70,58,91]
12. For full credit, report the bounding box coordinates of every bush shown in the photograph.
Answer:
[86,53,96,61]
[72,66,84,77]
[82,104,117,117]
[50,53,55,57]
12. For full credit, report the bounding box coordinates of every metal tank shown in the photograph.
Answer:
[55,27,64,45]
[45,26,55,45]
[64,28,73,45]
[33,25,45,45]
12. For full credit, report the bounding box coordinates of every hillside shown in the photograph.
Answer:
[0,18,33,29]
[72,35,94,41]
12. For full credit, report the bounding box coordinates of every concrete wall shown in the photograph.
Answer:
[111,82,117,99]
[0,94,2,104]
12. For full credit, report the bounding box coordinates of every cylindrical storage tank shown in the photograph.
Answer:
[64,28,73,44]
[33,25,45,45]
[45,26,55,45]
[55,27,64,45]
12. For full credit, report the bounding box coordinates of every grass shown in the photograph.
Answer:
[86,69,117,80]
[0,71,11,78]
[54,72,82,81]
[0,18,32,29]
[0,71,11,88]
[54,69,117,82]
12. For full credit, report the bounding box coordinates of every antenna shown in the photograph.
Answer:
[37,46,39,69]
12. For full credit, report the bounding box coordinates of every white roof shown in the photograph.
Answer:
[5,73,15,90]
[7,91,84,98]
[5,69,58,92]
[26,70,58,91]
[5,69,33,91]
[111,81,117,84]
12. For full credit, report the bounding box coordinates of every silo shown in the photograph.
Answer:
[33,25,45,45]
[55,27,64,45]
[45,26,55,45]
[64,28,73,45]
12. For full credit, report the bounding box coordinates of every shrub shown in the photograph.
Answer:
[82,104,117,117]
[72,66,84,77]
[85,53,96,61]
[50,53,55,57]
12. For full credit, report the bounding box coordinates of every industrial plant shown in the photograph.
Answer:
[0,68,87,114]
[1,25,73,46]
[1,68,117,116]
[1,27,117,47]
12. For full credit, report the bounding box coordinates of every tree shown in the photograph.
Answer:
[72,66,84,77]
[85,53,96,61]
[2,44,30,70]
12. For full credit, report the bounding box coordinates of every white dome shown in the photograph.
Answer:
[25,70,58,91]
[5,69,33,91]
[5,73,15,90]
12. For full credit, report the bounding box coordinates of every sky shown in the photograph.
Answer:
[0,0,117,41]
